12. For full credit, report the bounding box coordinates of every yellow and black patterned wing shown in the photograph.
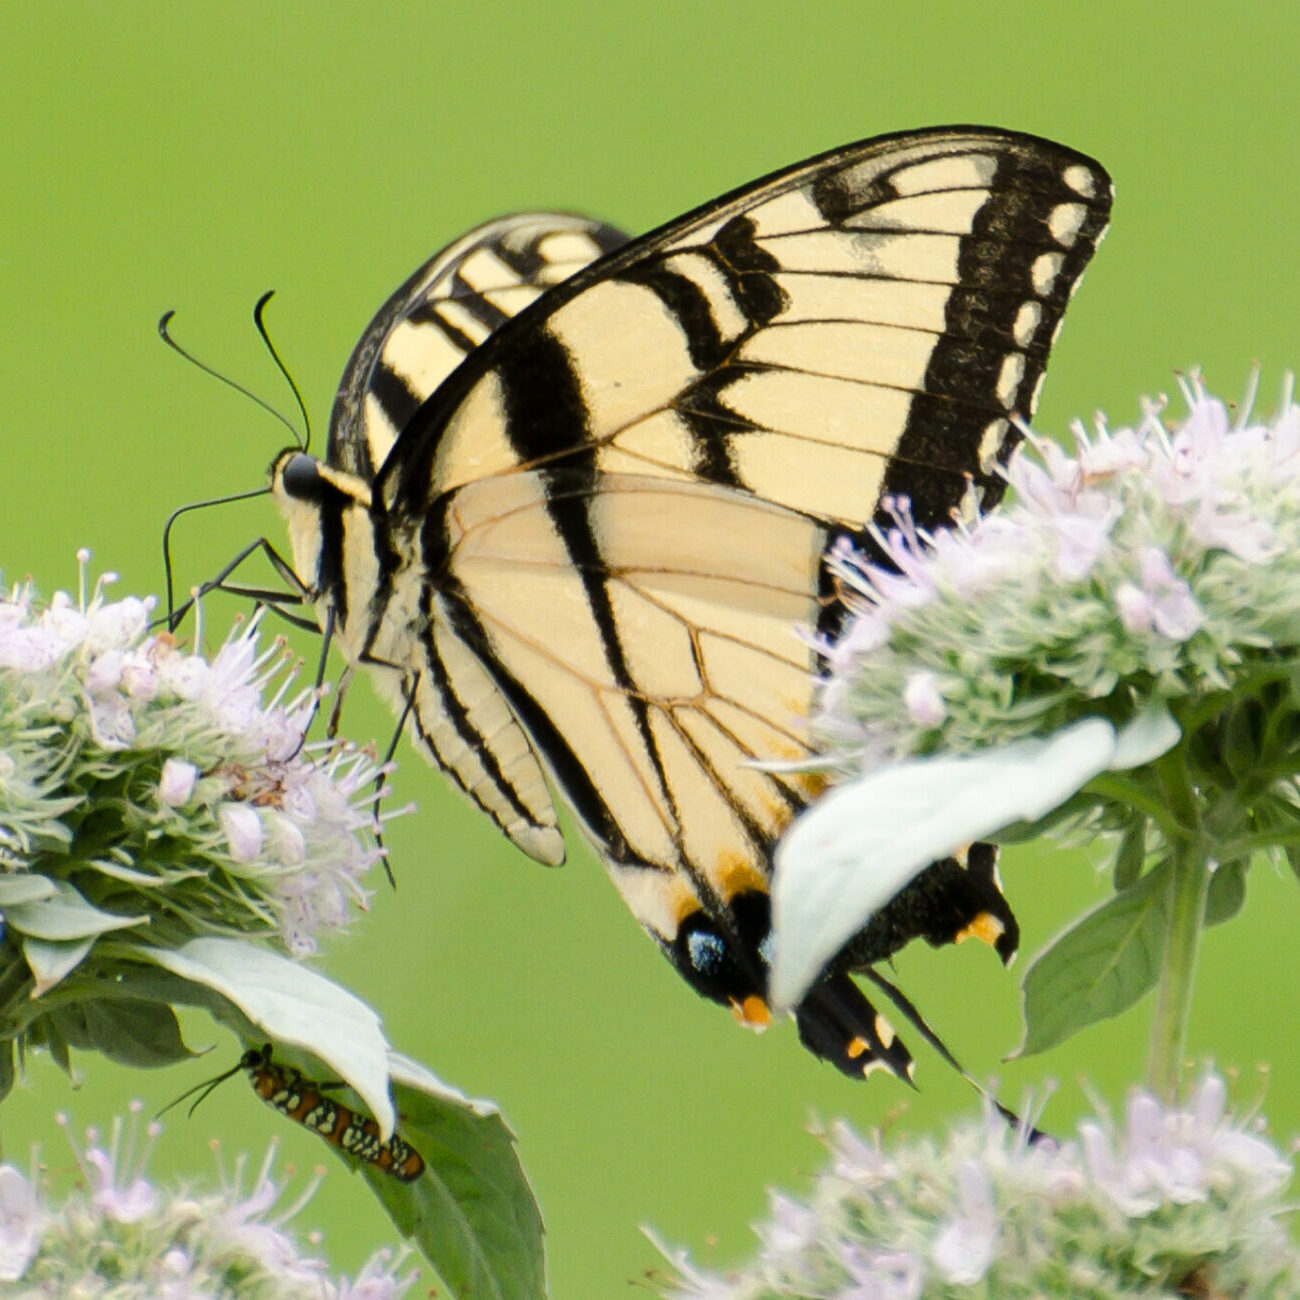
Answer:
[282,127,1110,1080]
[328,213,627,481]
[319,212,626,864]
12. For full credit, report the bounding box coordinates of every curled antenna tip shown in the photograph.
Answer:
[157,309,177,337]
[254,289,277,318]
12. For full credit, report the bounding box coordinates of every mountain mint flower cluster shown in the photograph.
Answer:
[771,378,1300,1038]
[0,556,394,1090]
[815,374,1300,773]
[1,558,387,954]
[657,1074,1297,1299]
[0,1102,416,1297]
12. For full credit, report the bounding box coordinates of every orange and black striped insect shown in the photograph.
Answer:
[162,1043,425,1183]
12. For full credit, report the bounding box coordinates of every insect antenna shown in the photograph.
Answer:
[252,291,312,453]
[156,1052,253,1121]
[157,305,305,447]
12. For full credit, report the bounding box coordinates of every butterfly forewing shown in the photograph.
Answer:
[282,127,1111,1082]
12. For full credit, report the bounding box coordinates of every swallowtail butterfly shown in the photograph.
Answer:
[269,127,1111,1081]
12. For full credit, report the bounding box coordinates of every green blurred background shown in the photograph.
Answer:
[2,3,1297,1295]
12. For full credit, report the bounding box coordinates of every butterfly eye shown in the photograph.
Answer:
[280,453,323,500]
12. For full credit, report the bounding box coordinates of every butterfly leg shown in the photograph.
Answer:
[164,535,311,633]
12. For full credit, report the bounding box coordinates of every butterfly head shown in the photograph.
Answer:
[269,449,374,597]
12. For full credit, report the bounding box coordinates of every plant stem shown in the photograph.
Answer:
[1146,755,1209,1101]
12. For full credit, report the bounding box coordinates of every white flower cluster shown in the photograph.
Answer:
[816,377,1300,774]
[657,1075,1296,1299]
[0,1103,416,1297]
[0,557,393,970]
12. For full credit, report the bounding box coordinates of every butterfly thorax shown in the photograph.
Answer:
[270,449,419,673]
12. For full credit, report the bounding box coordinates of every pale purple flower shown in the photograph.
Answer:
[333,1248,419,1299]
[0,1166,40,1280]
[657,1071,1296,1298]
[85,594,150,654]
[17,1109,417,1295]
[85,1144,159,1224]
[83,647,123,693]
[220,803,264,862]
[930,1159,997,1284]
[158,650,209,700]
[1046,506,1119,581]
[813,377,1300,784]
[87,687,137,749]
[833,1245,923,1300]
[1114,547,1204,640]
[1080,1074,1290,1219]
[827,1120,895,1186]
[119,647,158,700]
[158,757,198,807]
[902,671,946,727]
[2,558,388,983]
[760,1191,820,1261]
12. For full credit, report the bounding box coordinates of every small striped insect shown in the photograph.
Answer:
[165,1043,425,1183]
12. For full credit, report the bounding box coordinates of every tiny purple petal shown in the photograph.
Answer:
[1150,585,1204,641]
[0,1166,40,1281]
[86,596,150,652]
[84,1147,157,1223]
[931,1159,997,1284]
[760,1192,819,1259]
[158,758,198,808]
[903,671,946,727]
[88,692,136,749]
[84,649,124,693]
[220,804,264,863]
[1115,583,1153,632]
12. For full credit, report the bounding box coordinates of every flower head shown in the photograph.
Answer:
[0,559,391,963]
[5,1105,416,1297]
[816,376,1300,773]
[655,1075,1297,1298]
[0,556,401,1086]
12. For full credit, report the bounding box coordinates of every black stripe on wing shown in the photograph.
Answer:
[490,329,685,846]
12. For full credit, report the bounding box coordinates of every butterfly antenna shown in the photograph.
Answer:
[157,307,302,446]
[253,291,312,452]
[162,487,272,630]
[156,1058,246,1121]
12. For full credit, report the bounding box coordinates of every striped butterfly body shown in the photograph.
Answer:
[272,128,1111,1082]
[241,1045,425,1182]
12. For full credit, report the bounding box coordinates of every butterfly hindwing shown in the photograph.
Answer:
[329,212,629,482]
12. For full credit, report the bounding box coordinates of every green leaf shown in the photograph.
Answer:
[358,1053,547,1300]
[23,935,94,994]
[0,1040,14,1102]
[5,879,147,940]
[84,998,196,1068]
[772,718,1122,1009]
[0,876,57,905]
[1112,822,1146,892]
[1015,861,1171,1057]
[1204,859,1247,925]
[138,938,394,1135]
